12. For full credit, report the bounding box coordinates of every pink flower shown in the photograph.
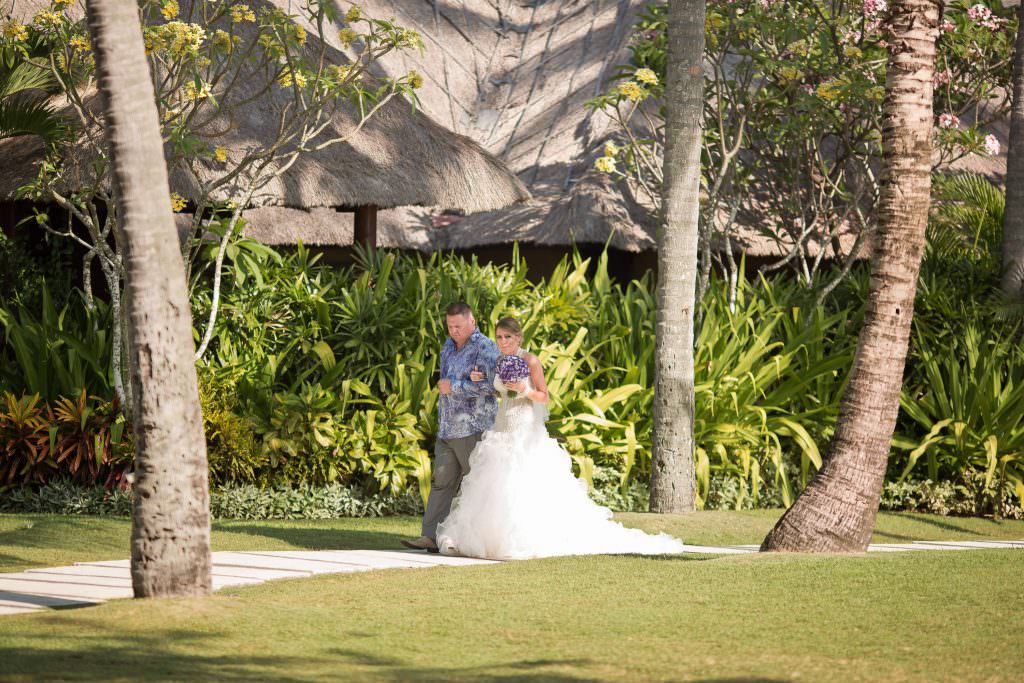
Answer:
[940,19,956,33]
[966,4,991,22]
[933,70,951,86]
[938,113,960,129]
[966,3,1006,30]
[984,134,1000,156]
[863,0,887,17]
[800,83,815,93]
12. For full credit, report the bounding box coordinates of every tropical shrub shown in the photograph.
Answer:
[0,286,113,402]
[0,390,129,487]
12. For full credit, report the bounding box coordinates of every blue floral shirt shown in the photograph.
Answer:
[437,329,500,439]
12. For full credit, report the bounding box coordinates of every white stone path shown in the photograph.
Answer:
[2,540,1021,617]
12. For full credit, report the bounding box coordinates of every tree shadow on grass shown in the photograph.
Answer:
[327,647,602,682]
[212,523,412,553]
[0,622,602,683]
[871,513,999,542]
[325,648,791,683]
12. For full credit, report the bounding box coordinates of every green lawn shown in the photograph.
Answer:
[1,511,1022,682]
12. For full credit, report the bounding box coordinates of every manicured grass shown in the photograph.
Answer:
[1,511,1022,682]
[3,510,1024,572]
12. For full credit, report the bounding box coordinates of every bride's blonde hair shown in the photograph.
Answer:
[495,316,522,336]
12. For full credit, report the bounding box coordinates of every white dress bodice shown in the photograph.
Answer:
[490,352,547,434]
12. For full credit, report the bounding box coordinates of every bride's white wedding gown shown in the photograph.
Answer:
[436,355,685,560]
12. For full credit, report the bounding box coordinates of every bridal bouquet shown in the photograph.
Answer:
[496,354,530,384]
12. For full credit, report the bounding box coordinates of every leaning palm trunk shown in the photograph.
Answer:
[85,0,211,595]
[761,0,940,552]
[649,0,705,513]
[1003,2,1024,297]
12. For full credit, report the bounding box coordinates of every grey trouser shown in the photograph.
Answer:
[421,433,482,539]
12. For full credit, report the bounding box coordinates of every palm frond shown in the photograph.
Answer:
[0,94,69,143]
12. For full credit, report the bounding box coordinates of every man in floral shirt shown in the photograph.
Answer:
[403,302,499,552]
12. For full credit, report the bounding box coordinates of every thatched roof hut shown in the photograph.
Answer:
[0,0,530,245]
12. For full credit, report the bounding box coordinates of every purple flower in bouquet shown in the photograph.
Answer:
[496,354,530,383]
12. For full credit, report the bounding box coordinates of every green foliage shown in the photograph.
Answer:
[895,327,1024,511]
[880,474,1023,519]
[0,480,424,519]
[195,242,860,508]
[0,390,129,487]
[0,286,113,401]
[198,369,262,486]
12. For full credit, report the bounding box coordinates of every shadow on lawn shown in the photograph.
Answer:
[213,523,412,552]
[0,622,314,682]
[871,513,996,542]
[0,625,601,683]
[326,648,789,682]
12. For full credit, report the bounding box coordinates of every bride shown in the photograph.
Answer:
[436,316,685,560]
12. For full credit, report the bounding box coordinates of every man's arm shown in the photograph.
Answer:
[449,339,499,397]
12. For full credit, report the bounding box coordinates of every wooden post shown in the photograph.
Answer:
[353,205,377,249]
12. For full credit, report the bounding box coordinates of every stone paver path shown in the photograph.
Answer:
[2,541,1021,616]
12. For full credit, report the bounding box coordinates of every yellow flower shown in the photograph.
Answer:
[183,80,211,100]
[32,10,62,30]
[617,81,645,102]
[603,141,620,157]
[407,70,423,89]
[277,70,307,88]
[328,64,354,83]
[212,28,232,51]
[842,45,862,59]
[634,68,658,86]
[68,35,90,52]
[2,21,29,42]
[294,25,307,45]
[230,4,255,23]
[779,66,803,83]
[396,28,420,48]
[144,27,166,54]
[51,0,73,8]
[170,193,187,212]
[345,5,361,22]
[213,147,228,163]
[159,21,206,58]
[161,0,179,20]
[338,27,357,48]
[594,156,616,174]
[816,80,840,101]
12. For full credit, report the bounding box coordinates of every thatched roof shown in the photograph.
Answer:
[246,0,1002,258]
[0,0,529,214]
[336,0,655,252]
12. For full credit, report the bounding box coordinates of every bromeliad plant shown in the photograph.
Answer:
[0,390,129,487]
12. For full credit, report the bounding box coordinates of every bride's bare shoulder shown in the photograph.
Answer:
[522,352,542,367]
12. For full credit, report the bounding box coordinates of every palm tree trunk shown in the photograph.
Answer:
[1002,3,1024,297]
[85,0,211,596]
[649,0,704,513]
[761,0,940,552]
